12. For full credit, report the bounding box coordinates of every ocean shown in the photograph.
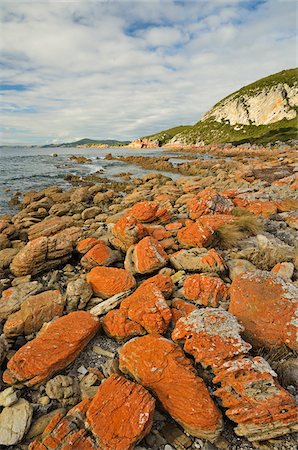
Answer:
[0,146,188,215]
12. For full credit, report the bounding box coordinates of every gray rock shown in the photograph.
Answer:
[0,398,33,446]
[66,277,93,312]
[45,375,81,407]
[227,258,256,280]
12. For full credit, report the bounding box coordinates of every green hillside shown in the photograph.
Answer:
[143,125,192,146]
[43,138,129,148]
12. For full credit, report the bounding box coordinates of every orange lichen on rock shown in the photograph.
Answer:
[183,274,229,308]
[119,334,222,442]
[103,283,171,340]
[112,214,147,248]
[140,273,174,298]
[86,267,136,298]
[197,214,235,231]
[172,308,298,442]
[171,298,196,325]
[30,375,155,450]
[229,270,298,350]
[145,225,171,241]
[124,236,168,275]
[77,237,103,254]
[129,201,170,223]
[81,243,120,269]
[3,290,65,337]
[244,200,277,218]
[170,248,227,273]
[3,311,100,386]
[177,221,214,248]
[187,189,233,220]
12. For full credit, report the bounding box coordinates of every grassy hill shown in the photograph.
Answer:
[43,138,130,148]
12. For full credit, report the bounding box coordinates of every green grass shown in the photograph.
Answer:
[142,125,192,145]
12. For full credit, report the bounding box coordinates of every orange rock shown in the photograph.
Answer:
[130,201,159,222]
[172,308,298,442]
[197,214,235,231]
[102,310,146,341]
[124,236,168,275]
[86,267,136,299]
[81,243,120,269]
[112,214,147,248]
[275,198,298,213]
[229,271,298,350]
[141,273,174,298]
[145,225,171,241]
[3,290,65,337]
[171,298,196,325]
[30,374,155,450]
[77,238,102,254]
[119,334,222,442]
[177,221,214,248]
[165,222,183,232]
[187,189,233,220]
[170,248,227,273]
[183,274,229,308]
[245,200,277,218]
[3,311,100,386]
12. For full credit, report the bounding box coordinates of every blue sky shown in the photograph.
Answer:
[0,0,297,145]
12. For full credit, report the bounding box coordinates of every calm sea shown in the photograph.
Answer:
[0,146,187,215]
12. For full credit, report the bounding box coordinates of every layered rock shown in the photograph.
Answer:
[229,271,298,349]
[10,227,82,276]
[124,236,168,274]
[86,267,136,298]
[172,308,298,441]
[183,274,229,308]
[3,311,100,386]
[66,277,93,312]
[29,374,155,450]
[27,216,73,240]
[3,290,65,337]
[119,334,222,442]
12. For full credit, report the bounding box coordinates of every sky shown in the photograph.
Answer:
[0,0,297,145]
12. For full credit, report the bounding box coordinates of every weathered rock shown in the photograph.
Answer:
[0,247,18,269]
[0,387,19,407]
[45,375,81,406]
[82,206,101,220]
[177,221,214,248]
[3,311,100,386]
[81,242,121,269]
[171,298,196,325]
[227,258,256,280]
[187,189,233,220]
[0,281,42,320]
[183,274,229,308]
[140,273,174,298]
[28,216,73,240]
[0,233,11,250]
[244,200,278,218]
[119,334,222,442]
[0,398,33,446]
[102,310,146,341]
[86,266,136,299]
[197,214,235,230]
[229,271,298,349]
[30,374,155,450]
[25,408,66,442]
[3,290,65,337]
[271,262,294,280]
[130,201,170,223]
[77,237,102,254]
[66,277,93,312]
[170,248,227,273]
[112,214,147,248]
[172,308,298,442]
[0,334,8,365]
[124,236,168,275]
[70,186,91,203]
[10,226,82,276]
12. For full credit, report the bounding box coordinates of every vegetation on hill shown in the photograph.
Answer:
[142,125,191,146]
[43,138,130,148]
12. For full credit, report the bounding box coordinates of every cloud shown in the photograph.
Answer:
[0,0,296,144]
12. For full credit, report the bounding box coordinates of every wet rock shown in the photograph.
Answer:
[45,375,81,406]
[170,248,227,273]
[0,398,33,446]
[0,281,42,320]
[81,242,121,269]
[66,277,93,312]
[3,290,65,337]
[177,221,214,248]
[124,236,168,274]
[30,374,155,450]
[10,227,82,276]
[3,311,100,386]
[229,270,298,349]
[119,334,222,442]
[187,189,233,219]
[172,308,298,442]
[86,266,136,298]
[183,274,229,308]
[27,216,73,240]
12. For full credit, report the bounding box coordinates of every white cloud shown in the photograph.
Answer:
[0,0,296,144]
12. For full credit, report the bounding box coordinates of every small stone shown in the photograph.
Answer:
[38,395,50,406]
[0,387,19,407]
[271,261,294,281]
[45,375,81,406]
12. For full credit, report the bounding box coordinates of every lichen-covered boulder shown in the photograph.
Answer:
[3,290,65,337]
[170,248,227,273]
[3,311,100,387]
[183,274,229,308]
[119,334,222,442]
[177,221,214,248]
[112,214,147,248]
[102,310,146,341]
[171,298,197,325]
[197,214,235,230]
[187,189,233,220]
[229,271,298,349]
[140,273,174,298]
[130,201,170,223]
[86,267,136,299]
[81,243,121,269]
[124,236,168,275]
[77,237,103,254]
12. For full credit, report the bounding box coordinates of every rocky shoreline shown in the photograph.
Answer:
[0,145,297,450]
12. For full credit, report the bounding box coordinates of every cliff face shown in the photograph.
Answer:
[128,138,160,149]
[202,83,298,126]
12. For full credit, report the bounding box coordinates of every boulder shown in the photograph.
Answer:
[0,234,11,250]
[3,290,65,337]
[10,227,82,276]
[187,189,233,219]
[119,334,222,442]
[0,398,33,446]
[102,310,146,341]
[86,267,136,299]
[77,237,102,254]
[0,247,18,269]
[112,214,147,248]
[130,201,170,223]
[227,258,256,280]
[197,214,235,230]
[170,248,227,273]
[177,221,214,248]
[183,274,229,308]
[3,311,100,386]
[229,271,298,349]
[27,216,73,240]
[81,207,101,220]
[66,277,93,312]
[171,298,196,325]
[124,236,168,275]
[81,243,120,269]
[140,273,174,298]
[0,281,42,320]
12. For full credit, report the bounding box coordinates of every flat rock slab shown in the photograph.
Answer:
[3,311,100,386]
